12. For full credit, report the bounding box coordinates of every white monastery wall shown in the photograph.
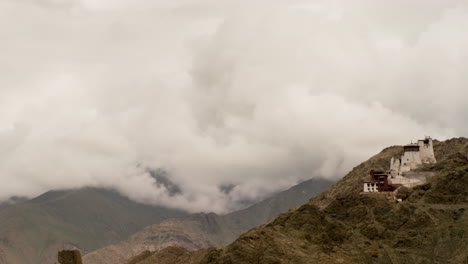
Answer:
[418,139,437,164]
[400,151,422,172]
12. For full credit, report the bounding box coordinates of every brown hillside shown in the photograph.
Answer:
[127,137,468,264]
[84,179,333,264]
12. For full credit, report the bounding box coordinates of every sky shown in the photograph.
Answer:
[0,0,467,213]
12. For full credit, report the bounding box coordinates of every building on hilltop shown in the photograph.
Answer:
[390,137,436,176]
[363,137,437,193]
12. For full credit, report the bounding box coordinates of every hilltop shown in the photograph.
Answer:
[125,137,468,264]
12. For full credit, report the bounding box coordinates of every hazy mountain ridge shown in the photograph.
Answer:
[126,137,468,264]
[0,197,28,209]
[0,188,187,264]
[83,178,334,264]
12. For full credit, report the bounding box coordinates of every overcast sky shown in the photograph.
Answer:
[0,0,466,213]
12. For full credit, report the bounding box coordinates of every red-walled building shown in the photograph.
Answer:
[363,171,396,192]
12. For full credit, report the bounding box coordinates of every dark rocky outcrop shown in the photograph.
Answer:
[57,250,83,264]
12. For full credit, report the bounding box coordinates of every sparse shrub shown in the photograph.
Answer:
[420,183,431,191]
[360,225,379,240]
[396,187,412,200]
[57,250,83,264]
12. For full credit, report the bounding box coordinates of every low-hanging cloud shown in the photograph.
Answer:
[0,0,466,213]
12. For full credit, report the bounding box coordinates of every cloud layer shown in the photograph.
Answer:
[0,0,466,213]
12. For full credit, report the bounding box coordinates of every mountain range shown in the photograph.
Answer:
[83,178,334,264]
[0,188,187,264]
[0,174,333,264]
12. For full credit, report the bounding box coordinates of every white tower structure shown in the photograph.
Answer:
[391,137,436,175]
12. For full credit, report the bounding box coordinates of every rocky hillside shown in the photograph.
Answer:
[0,188,186,264]
[83,178,334,264]
[126,137,468,264]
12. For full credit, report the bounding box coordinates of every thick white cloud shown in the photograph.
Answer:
[0,0,466,213]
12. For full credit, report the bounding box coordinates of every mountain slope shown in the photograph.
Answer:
[0,197,27,209]
[83,178,334,264]
[0,188,187,264]
[127,137,468,264]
